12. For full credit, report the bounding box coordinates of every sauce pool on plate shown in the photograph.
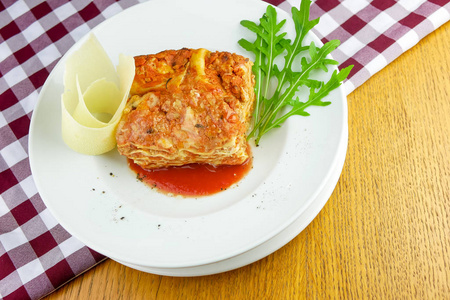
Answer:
[128,158,252,197]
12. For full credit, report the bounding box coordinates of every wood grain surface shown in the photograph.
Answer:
[44,22,450,300]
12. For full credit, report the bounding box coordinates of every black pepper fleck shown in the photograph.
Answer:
[137,174,146,181]
[165,77,172,89]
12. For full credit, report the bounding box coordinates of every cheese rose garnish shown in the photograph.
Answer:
[61,34,135,155]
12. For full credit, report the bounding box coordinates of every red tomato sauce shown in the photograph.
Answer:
[128,158,252,197]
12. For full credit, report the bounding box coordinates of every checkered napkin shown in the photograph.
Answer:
[0,0,449,299]
[279,0,450,94]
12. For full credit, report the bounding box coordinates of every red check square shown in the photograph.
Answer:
[341,15,367,35]
[3,286,31,300]
[10,200,38,226]
[0,169,19,194]
[340,57,363,78]
[14,45,36,64]
[31,2,52,20]
[28,68,50,89]
[399,12,427,29]
[0,21,21,41]
[0,89,19,111]
[9,115,31,141]
[79,2,101,22]
[29,231,58,257]
[0,253,16,281]
[368,34,396,53]
[370,0,397,10]
[314,0,340,12]
[45,260,75,288]
[47,23,69,43]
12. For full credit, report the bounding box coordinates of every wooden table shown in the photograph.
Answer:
[44,22,450,299]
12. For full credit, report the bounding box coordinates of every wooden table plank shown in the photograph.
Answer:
[44,22,450,300]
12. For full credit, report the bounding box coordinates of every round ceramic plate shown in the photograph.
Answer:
[29,0,348,268]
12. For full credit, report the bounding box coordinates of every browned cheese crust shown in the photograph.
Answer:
[115,48,255,169]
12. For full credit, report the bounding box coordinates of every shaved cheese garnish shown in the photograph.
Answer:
[61,34,135,155]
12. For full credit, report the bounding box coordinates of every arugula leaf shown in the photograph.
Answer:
[239,5,288,133]
[239,0,353,146]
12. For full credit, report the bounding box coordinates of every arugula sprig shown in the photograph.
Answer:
[239,0,353,146]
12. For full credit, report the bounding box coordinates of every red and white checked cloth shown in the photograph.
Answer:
[1,0,449,299]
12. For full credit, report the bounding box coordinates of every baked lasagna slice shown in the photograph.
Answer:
[115,48,255,169]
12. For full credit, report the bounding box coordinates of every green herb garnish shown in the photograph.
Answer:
[239,0,353,146]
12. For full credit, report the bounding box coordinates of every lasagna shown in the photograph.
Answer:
[115,48,255,169]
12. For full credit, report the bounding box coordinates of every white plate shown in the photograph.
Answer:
[29,0,348,269]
